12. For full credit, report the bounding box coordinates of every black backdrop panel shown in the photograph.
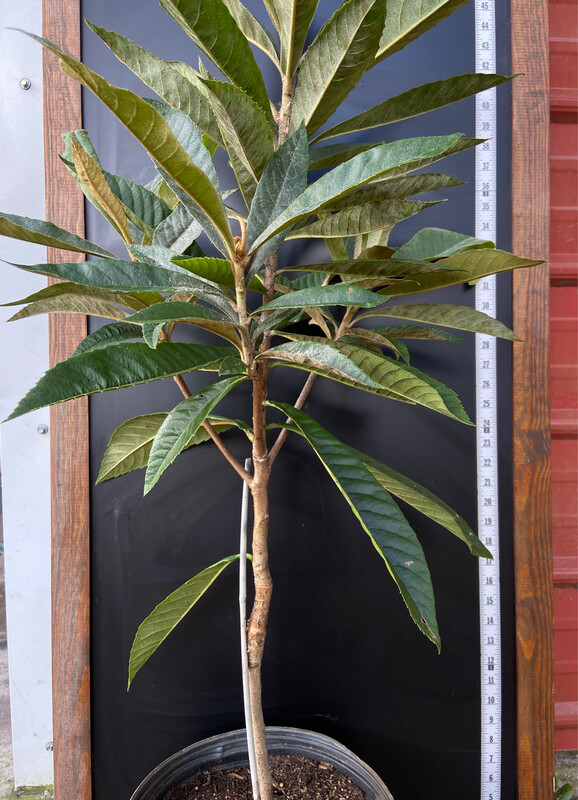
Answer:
[81,1,516,797]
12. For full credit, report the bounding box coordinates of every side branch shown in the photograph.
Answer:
[172,374,253,486]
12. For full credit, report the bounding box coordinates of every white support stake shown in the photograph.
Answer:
[475,1,502,798]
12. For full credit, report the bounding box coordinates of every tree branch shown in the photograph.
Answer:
[172,374,253,486]
[268,371,318,466]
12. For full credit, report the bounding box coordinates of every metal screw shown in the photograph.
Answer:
[19,78,31,90]
[45,741,53,752]
[36,424,49,435]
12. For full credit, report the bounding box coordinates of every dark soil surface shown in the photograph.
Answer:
[163,755,371,799]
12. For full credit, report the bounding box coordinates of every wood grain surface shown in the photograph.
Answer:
[511,1,554,797]
[42,1,92,797]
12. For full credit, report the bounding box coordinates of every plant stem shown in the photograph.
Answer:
[247,360,273,800]
[239,458,260,800]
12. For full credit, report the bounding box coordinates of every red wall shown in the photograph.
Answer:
[550,0,578,753]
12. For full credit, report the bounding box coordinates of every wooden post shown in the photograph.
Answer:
[511,1,554,797]
[42,1,92,797]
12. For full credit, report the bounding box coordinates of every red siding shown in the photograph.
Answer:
[550,0,578,753]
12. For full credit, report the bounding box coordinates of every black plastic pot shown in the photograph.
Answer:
[130,726,394,799]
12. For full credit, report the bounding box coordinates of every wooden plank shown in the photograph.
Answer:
[511,1,554,797]
[42,1,92,798]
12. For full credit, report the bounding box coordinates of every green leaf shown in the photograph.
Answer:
[158,0,274,125]
[351,448,490,558]
[264,337,469,420]
[152,203,203,251]
[309,141,377,170]
[384,249,543,296]
[319,173,463,210]
[279,0,320,78]
[127,301,242,347]
[128,555,241,687]
[290,0,386,135]
[219,0,279,65]
[201,79,275,203]
[8,294,129,323]
[144,99,234,254]
[396,227,494,261]
[285,199,438,239]
[345,327,410,359]
[102,172,172,231]
[247,134,463,253]
[86,23,223,145]
[73,322,143,356]
[356,303,518,339]
[144,376,245,492]
[6,342,233,421]
[354,323,462,342]
[246,124,309,272]
[375,0,468,63]
[0,212,115,258]
[2,281,145,312]
[70,139,131,242]
[97,413,241,482]
[32,34,235,257]
[313,73,512,142]
[280,257,456,280]
[11,258,235,312]
[268,402,440,648]
[258,283,386,312]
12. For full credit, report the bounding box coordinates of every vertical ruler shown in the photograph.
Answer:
[474,1,501,798]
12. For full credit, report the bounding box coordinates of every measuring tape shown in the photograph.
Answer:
[474,1,501,797]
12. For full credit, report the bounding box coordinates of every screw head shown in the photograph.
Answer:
[36,424,49,435]
[19,78,31,90]
[45,741,53,752]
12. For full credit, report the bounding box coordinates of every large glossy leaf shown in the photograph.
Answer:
[290,0,386,135]
[127,301,242,347]
[279,0,319,78]
[356,303,518,339]
[11,258,235,313]
[158,0,273,124]
[259,283,385,312]
[1,281,145,312]
[220,0,279,64]
[72,322,143,356]
[320,173,463,210]
[152,203,203,251]
[144,376,245,492]
[97,413,239,483]
[309,141,377,170]
[128,555,241,687]
[202,79,275,202]
[264,337,469,420]
[351,323,461,342]
[8,294,129,322]
[395,227,493,261]
[350,448,490,557]
[285,199,437,239]
[86,23,223,145]
[70,139,131,242]
[0,212,115,258]
[247,134,462,253]
[314,73,512,142]
[106,175,171,237]
[280,257,455,279]
[6,342,233,421]
[33,34,235,257]
[375,0,468,63]
[383,249,543,296]
[246,124,309,273]
[269,402,440,647]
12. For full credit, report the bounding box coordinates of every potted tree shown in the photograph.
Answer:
[1,1,540,797]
